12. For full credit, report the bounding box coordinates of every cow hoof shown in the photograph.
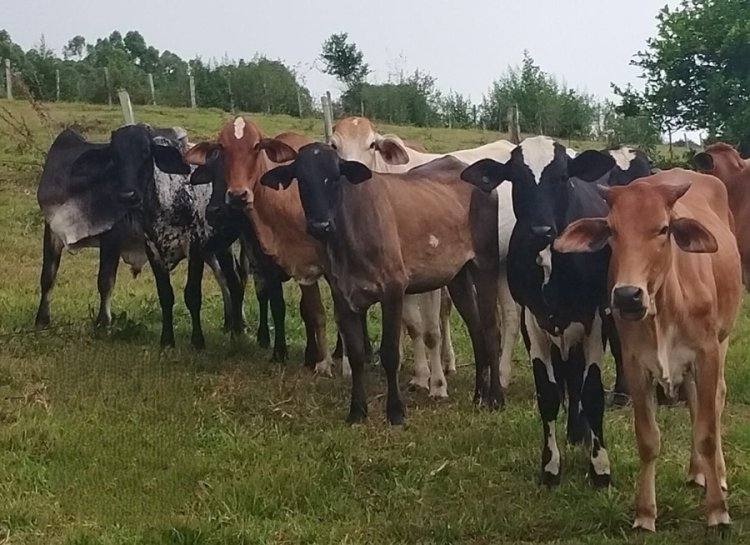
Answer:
[408,377,430,392]
[346,404,368,424]
[589,466,612,488]
[160,337,176,349]
[609,392,631,408]
[387,404,405,426]
[429,387,449,400]
[485,392,504,411]
[707,522,731,541]
[632,517,656,532]
[314,360,333,377]
[191,335,206,350]
[270,350,288,364]
[687,473,706,489]
[257,330,271,349]
[34,315,50,329]
[540,470,561,487]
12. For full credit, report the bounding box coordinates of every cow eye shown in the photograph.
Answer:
[659,225,669,236]
[331,142,338,150]
[369,142,376,150]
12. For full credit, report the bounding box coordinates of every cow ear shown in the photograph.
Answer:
[153,144,191,175]
[569,150,615,182]
[340,160,372,184]
[460,158,508,192]
[257,138,297,164]
[183,141,219,166]
[554,218,610,253]
[189,165,212,185]
[375,136,409,165]
[692,152,714,172]
[671,217,718,253]
[660,181,692,207]
[70,146,112,179]
[260,164,296,190]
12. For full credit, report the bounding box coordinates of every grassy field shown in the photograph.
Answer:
[0,100,748,544]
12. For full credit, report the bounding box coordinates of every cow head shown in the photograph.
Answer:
[260,142,372,239]
[188,149,232,226]
[605,146,652,186]
[461,136,615,249]
[70,124,190,206]
[693,142,745,183]
[183,116,296,212]
[554,179,717,321]
[331,116,410,168]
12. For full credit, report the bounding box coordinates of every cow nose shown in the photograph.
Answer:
[531,225,555,240]
[308,220,333,237]
[226,189,249,209]
[613,286,643,310]
[117,190,140,206]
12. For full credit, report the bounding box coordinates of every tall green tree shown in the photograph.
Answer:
[628,0,750,151]
[320,33,369,87]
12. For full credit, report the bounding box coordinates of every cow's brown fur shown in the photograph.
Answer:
[556,169,741,531]
[184,120,332,369]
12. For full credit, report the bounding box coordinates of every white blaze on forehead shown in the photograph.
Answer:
[352,118,360,126]
[520,136,556,183]
[608,147,636,170]
[428,235,439,248]
[233,117,246,139]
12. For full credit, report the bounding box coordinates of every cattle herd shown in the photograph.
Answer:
[33,115,748,534]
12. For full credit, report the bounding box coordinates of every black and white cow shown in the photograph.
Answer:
[189,150,289,361]
[36,124,244,348]
[462,136,619,487]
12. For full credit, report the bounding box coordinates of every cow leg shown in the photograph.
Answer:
[362,313,374,365]
[147,247,175,348]
[333,296,368,423]
[448,267,489,406]
[497,263,519,390]
[605,312,629,406]
[255,274,271,348]
[266,275,287,363]
[563,345,587,446]
[472,264,503,409]
[717,338,728,492]
[184,250,206,349]
[95,230,122,329]
[625,351,659,532]
[694,342,729,528]
[439,288,456,374]
[206,254,234,332]
[423,290,447,398]
[300,282,332,376]
[35,223,63,328]
[581,314,611,487]
[403,295,430,391]
[524,308,561,486]
[213,249,246,337]
[380,292,406,425]
[684,374,705,488]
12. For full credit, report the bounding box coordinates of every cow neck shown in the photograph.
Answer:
[248,154,319,278]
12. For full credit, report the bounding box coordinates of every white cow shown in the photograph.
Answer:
[331,117,519,397]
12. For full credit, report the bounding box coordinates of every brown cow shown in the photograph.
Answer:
[555,169,741,532]
[184,118,335,372]
[693,143,750,286]
[260,143,502,424]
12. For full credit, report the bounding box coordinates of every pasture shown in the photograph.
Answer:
[1,101,750,544]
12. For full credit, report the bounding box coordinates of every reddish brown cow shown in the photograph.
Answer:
[693,143,750,286]
[555,170,741,532]
[184,119,334,371]
[260,143,502,424]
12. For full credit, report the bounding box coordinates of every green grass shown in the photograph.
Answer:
[0,100,748,544]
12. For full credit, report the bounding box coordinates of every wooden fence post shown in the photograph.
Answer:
[55,69,60,101]
[118,89,135,124]
[5,59,12,100]
[188,69,196,108]
[321,95,333,143]
[508,104,520,144]
[296,87,303,118]
[104,67,112,106]
[147,73,156,105]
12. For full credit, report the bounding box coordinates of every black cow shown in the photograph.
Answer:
[189,150,289,361]
[462,136,618,487]
[36,124,244,348]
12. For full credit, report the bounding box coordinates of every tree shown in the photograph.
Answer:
[320,33,369,87]
[63,35,86,60]
[628,0,750,152]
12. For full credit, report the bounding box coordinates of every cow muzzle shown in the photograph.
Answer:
[307,220,334,239]
[226,189,253,211]
[612,285,647,321]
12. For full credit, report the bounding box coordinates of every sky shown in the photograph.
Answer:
[5,0,680,105]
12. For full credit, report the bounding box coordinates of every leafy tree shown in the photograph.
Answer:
[320,33,369,87]
[62,35,86,60]
[628,0,750,151]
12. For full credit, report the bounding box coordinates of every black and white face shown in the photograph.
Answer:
[260,142,372,240]
[605,147,651,186]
